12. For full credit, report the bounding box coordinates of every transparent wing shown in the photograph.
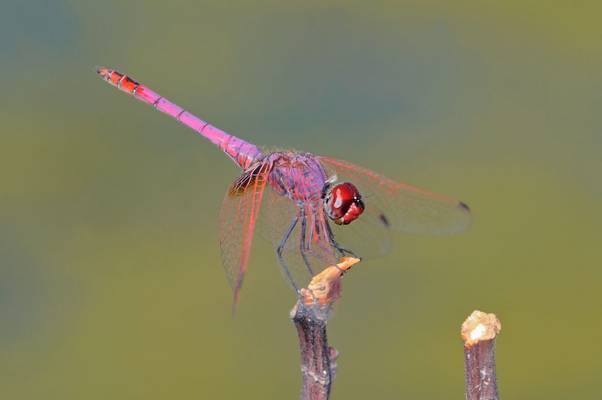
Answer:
[318,156,471,236]
[219,162,270,306]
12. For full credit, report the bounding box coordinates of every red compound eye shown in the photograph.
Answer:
[324,182,365,225]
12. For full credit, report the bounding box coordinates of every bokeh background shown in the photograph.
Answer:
[2,1,601,399]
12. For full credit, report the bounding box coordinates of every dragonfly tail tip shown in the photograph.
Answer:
[95,66,111,78]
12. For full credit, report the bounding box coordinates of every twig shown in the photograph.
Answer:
[290,257,360,400]
[461,310,502,400]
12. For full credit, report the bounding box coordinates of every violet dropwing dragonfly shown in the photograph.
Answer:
[97,67,471,306]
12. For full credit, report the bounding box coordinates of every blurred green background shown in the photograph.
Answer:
[2,1,601,399]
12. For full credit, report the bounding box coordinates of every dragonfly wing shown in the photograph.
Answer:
[219,162,270,306]
[318,156,471,235]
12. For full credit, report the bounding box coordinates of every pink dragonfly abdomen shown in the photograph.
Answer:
[96,67,262,170]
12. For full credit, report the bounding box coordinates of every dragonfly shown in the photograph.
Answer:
[96,67,471,306]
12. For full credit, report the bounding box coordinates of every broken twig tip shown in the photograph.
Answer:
[300,257,361,306]
[461,310,501,348]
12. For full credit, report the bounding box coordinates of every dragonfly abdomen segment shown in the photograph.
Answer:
[97,67,262,169]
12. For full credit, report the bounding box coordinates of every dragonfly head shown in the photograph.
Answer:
[323,182,365,225]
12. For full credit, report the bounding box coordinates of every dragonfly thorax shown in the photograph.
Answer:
[267,152,328,202]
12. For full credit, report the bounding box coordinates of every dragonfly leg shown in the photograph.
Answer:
[298,210,315,276]
[277,216,300,293]
[325,221,359,259]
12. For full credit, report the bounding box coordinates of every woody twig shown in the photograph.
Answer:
[461,310,502,400]
[290,257,360,400]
